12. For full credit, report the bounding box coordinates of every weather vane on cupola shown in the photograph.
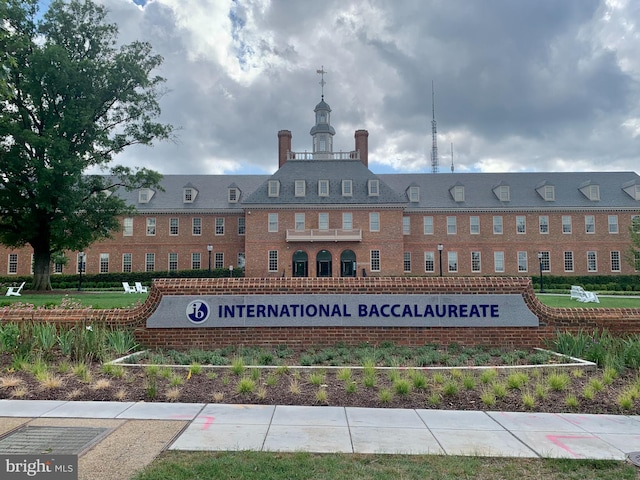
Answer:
[316,66,327,99]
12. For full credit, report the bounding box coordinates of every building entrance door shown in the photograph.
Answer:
[316,250,332,277]
[292,250,308,277]
[340,250,356,277]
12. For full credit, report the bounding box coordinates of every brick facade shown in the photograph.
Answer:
[2,277,638,350]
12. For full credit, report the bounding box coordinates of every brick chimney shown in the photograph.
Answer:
[355,129,369,167]
[278,130,292,168]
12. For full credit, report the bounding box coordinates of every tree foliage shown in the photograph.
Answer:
[0,0,173,289]
[629,215,640,271]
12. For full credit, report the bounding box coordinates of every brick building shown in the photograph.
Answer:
[2,96,640,278]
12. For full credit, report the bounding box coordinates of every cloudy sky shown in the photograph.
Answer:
[36,0,640,176]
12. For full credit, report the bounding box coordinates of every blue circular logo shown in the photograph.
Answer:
[186,300,210,324]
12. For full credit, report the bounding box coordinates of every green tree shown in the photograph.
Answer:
[0,0,173,290]
[629,215,640,272]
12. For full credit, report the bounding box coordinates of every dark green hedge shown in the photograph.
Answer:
[0,268,244,290]
[530,274,640,292]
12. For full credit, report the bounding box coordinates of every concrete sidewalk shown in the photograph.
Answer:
[1,400,639,462]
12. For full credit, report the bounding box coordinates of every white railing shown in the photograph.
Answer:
[287,150,360,160]
[286,229,362,242]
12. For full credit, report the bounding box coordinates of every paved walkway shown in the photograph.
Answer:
[1,400,639,461]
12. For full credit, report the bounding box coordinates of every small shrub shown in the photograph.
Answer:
[462,374,476,390]
[507,372,529,390]
[345,381,357,394]
[522,391,535,409]
[165,387,181,402]
[442,380,459,396]
[315,388,328,404]
[548,372,570,391]
[480,369,498,384]
[492,382,508,399]
[236,377,256,394]
[565,394,579,409]
[394,378,412,396]
[427,392,442,406]
[378,388,393,403]
[481,390,496,407]
[231,357,246,376]
[309,371,325,386]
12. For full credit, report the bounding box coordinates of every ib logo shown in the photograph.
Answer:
[186,300,210,325]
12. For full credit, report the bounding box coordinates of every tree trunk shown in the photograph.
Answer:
[32,248,52,291]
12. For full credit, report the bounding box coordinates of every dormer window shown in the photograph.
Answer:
[295,180,306,197]
[493,184,510,202]
[535,181,555,201]
[368,179,379,196]
[408,186,420,202]
[450,185,464,202]
[183,187,198,203]
[228,187,239,203]
[622,180,640,200]
[138,188,154,204]
[318,180,329,197]
[579,181,600,201]
[342,180,353,196]
[268,180,280,197]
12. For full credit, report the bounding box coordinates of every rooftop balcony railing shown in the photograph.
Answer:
[286,228,362,242]
[287,150,360,160]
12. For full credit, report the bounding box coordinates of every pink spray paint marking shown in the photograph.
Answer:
[170,414,216,429]
[546,434,594,458]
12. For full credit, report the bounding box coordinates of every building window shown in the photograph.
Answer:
[54,261,63,274]
[183,188,195,203]
[634,251,640,271]
[215,252,224,269]
[516,216,526,234]
[423,216,434,235]
[470,216,480,235]
[368,179,379,196]
[562,216,572,234]
[587,251,597,272]
[608,215,618,234]
[169,253,178,271]
[191,253,201,270]
[496,185,510,201]
[76,253,85,274]
[99,253,109,273]
[544,185,555,201]
[342,212,353,230]
[611,251,621,272]
[138,188,153,203]
[447,252,458,272]
[424,252,435,273]
[471,251,481,272]
[452,185,464,202]
[403,252,411,272]
[294,213,305,231]
[493,216,503,234]
[540,251,550,272]
[145,253,155,272]
[8,253,17,274]
[408,186,419,202]
[633,215,640,233]
[539,216,549,234]
[370,250,381,272]
[494,251,504,272]
[268,250,278,272]
[170,218,179,236]
[342,179,353,196]
[318,180,329,196]
[403,216,410,235]
[123,218,133,236]
[146,217,156,236]
[215,217,224,235]
[295,180,306,197]
[517,251,528,272]
[318,213,329,230]
[122,253,132,273]
[447,216,457,235]
[192,217,202,236]
[228,188,239,203]
[268,213,278,232]
[238,217,245,235]
[237,252,245,269]
[585,215,595,234]
[370,212,380,232]
[564,251,574,272]
[268,180,280,197]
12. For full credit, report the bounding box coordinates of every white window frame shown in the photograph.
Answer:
[403,252,411,272]
[564,251,574,272]
[368,179,379,196]
[447,216,457,235]
[470,216,480,235]
[168,252,178,271]
[123,217,133,236]
[295,180,306,197]
[215,217,224,235]
[423,216,434,235]
[517,251,528,272]
[370,250,381,272]
[342,212,353,230]
[268,180,280,197]
[170,217,179,236]
[268,213,278,233]
[295,213,305,231]
[608,215,618,234]
[516,216,526,234]
[146,217,156,236]
[402,216,410,235]
[494,251,504,273]
[585,215,595,234]
[122,253,132,273]
[8,253,18,274]
[191,252,201,270]
[539,215,549,234]
[342,179,353,197]
[318,180,329,197]
[238,217,245,236]
[369,212,380,232]
[318,213,329,230]
[192,217,202,236]
[471,251,481,272]
[611,251,621,272]
[408,186,419,202]
[493,216,503,234]
[447,251,458,273]
[424,252,435,273]
[587,251,597,272]
[562,215,572,234]
[268,250,278,272]
[228,187,239,203]
[99,253,109,273]
[145,253,155,272]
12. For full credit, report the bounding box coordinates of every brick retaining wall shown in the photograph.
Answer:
[1,277,639,349]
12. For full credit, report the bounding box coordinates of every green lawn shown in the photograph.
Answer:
[0,291,148,309]
[538,294,640,309]
[132,451,636,480]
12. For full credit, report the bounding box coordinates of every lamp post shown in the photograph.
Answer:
[537,252,544,293]
[437,244,444,277]
[207,244,213,274]
[77,252,85,291]
[229,265,234,278]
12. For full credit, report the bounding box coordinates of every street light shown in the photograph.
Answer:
[207,244,213,274]
[229,265,234,278]
[437,244,444,277]
[77,252,85,291]
[537,252,544,293]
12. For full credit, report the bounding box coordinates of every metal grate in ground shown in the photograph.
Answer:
[0,426,109,455]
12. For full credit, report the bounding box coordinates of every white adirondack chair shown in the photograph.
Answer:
[122,282,137,293]
[5,281,25,297]
[135,282,148,293]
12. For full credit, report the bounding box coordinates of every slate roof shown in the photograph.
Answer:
[112,167,640,213]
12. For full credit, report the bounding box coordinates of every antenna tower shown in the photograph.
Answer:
[431,81,439,173]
